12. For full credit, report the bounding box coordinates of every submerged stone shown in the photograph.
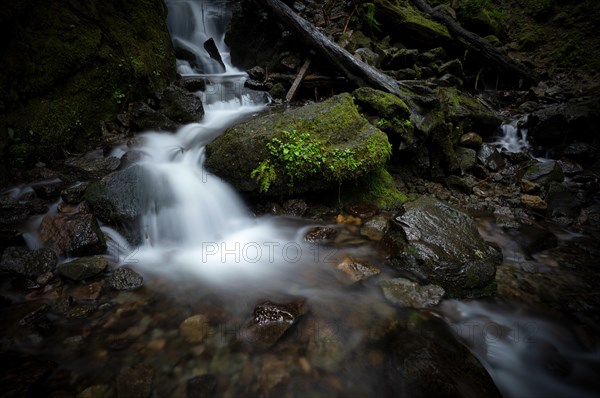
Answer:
[57,256,108,281]
[385,196,500,297]
[380,278,445,308]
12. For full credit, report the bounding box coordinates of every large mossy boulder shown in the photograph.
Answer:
[383,196,500,297]
[204,93,392,196]
[0,0,176,173]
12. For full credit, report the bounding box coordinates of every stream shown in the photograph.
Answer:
[1,0,599,396]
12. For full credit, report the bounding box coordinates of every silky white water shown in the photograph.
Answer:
[496,121,529,153]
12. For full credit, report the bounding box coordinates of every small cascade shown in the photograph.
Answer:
[166,0,235,74]
[496,120,529,153]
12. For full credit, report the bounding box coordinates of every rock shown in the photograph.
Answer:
[0,194,47,226]
[545,185,581,221]
[306,318,346,372]
[0,351,56,398]
[244,79,272,91]
[179,314,210,344]
[247,66,266,81]
[345,202,379,219]
[32,180,65,200]
[69,282,103,301]
[187,374,217,398]
[282,199,307,217]
[459,132,483,149]
[390,68,418,80]
[561,142,594,162]
[61,182,91,204]
[355,47,380,66]
[387,316,501,397]
[241,299,306,350]
[382,48,419,70]
[116,364,154,398]
[528,96,600,146]
[304,226,339,243]
[353,87,411,121]
[85,165,173,226]
[386,196,500,297]
[518,100,539,113]
[181,78,206,92]
[108,267,144,291]
[57,256,108,281]
[520,179,541,194]
[477,144,505,171]
[336,256,381,283]
[64,154,120,181]
[205,93,391,195]
[522,160,564,186]
[557,159,583,176]
[508,224,558,255]
[520,194,547,211]
[493,206,520,228]
[433,73,463,87]
[455,146,477,172]
[444,175,473,193]
[361,214,389,241]
[438,59,464,77]
[442,88,502,135]
[159,84,204,124]
[0,246,57,278]
[128,102,178,132]
[77,384,112,398]
[39,213,107,257]
[380,278,445,308]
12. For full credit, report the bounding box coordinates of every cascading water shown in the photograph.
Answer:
[496,120,529,153]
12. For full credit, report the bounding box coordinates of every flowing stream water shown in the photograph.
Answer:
[3,1,598,396]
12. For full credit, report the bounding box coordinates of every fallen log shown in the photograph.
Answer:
[286,58,311,102]
[407,0,539,87]
[254,0,413,103]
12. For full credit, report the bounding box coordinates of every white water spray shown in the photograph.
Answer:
[496,121,529,153]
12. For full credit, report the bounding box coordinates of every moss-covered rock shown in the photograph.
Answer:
[0,0,176,174]
[204,93,392,196]
[346,168,408,210]
[436,87,502,135]
[373,0,452,48]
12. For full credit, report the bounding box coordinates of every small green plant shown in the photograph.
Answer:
[265,129,327,184]
[112,89,126,104]
[329,148,360,182]
[362,3,381,32]
[376,117,412,129]
[250,160,277,193]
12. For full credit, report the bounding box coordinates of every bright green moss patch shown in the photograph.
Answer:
[345,167,407,210]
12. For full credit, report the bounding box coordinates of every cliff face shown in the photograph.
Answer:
[0,0,176,175]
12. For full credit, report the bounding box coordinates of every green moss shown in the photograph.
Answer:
[353,87,411,120]
[347,167,407,209]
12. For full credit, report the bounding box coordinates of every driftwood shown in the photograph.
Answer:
[286,58,311,102]
[254,0,412,102]
[407,0,539,87]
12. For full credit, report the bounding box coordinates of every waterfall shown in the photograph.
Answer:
[166,0,236,74]
[108,0,317,288]
[496,121,529,153]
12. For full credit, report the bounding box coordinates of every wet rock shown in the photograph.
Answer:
[0,351,56,398]
[0,194,48,226]
[509,224,558,255]
[520,179,542,194]
[39,213,106,257]
[181,78,206,92]
[382,48,419,70]
[477,144,505,171]
[205,93,391,195]
[336,256,381,283]
[241,299,306,350]
[387,317,501,397]
[386,196,499,297]
[561,142,593,162]
[304,226,339,243]
[0,246,57,278]
[345,202,379,218]
[77,384,112,398]
[69,282,103,301]
[545,186,581,222]
[459,132,483,149]
[306,318,346,372]
[518,100,539,113]
[32,180,65,200]
[380,278,445,308]
[128,102,178,132]
[557,159,583,176]
[528,96,600,146]
[361,214,389,241]
[1,301,49,326]
[64,153,120,181]
[282,199,307,217]
[493,206,520,228]
[445,175,473,194]
[116,364,154,398]
[258,355,289,391]
[108,267,144,291]
[61,182,90,204]
[433,73,463,87]
[455,146,477,172]
[438,59,463,77]
[187,374,217,398]
[85,165,174,226]
[522,160,564,186]
[244,79,272,91]
[520,194,547,211]
[247,66,266,81]
[57,256,108,281]
[159,84,204,124]
[179,314,210,344]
